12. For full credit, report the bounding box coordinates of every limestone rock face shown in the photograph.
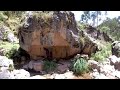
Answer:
[18,11,80,60]
[18,11,98,60]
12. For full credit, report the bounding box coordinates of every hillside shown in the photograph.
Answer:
[0,11,120,79]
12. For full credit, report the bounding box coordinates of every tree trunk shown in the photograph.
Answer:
[97,12,98,27]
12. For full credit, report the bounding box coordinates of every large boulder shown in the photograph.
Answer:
[18,11,99,60]
[112,41,120,57]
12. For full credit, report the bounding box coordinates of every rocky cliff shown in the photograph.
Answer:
[18,11,99,60]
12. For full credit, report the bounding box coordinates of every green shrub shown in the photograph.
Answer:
[0,12,8,22]
[77,21,87,30]
[43,60,57,73]
[90,42,112,62]
[5,46,18,59]
[99,26,110,34]
[72,58,89,75]
[0,42,19,59]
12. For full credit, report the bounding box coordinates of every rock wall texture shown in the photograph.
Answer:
[18,11,98,60]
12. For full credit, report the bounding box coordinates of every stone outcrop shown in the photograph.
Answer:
[85,25,113,42]
[18,11,99,60]
[89,55,120,79]
[112,41,120,57]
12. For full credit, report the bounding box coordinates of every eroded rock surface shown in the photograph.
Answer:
[18,11,99,60]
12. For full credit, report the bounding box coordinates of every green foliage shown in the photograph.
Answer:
[3,11,25,19]
[0,12,8,22]
[33,11,53,21]
[0,41,19,59]
[0,11,25,37]
[77,21,87,30]
[43,60,57,72]
[81,11,91,24]
[90,42,112,61]
[98,17,120,41]
[5,46,18,59]
[72,58,89,75]
[99,26,110,34]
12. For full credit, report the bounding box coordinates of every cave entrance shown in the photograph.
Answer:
[44,47,53,60]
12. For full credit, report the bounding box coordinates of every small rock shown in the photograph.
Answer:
[22,64,28,70]
[28,61,34,69]
[93,69,98,72]
[112,41,120,57]
[57,64,69,73]
[74,54,81,59]
[100,65,115,75]
[7,33,17,43]
[114,62,120,71]
[114,71,120,78]
[109,55,120,65]
[64,71,74,79]
[0,56,13,67]
[91,71,100,79]
[33,62,43,72]
[12,69,30,79]
[80,54,89,60]
[88,60,100,72]
[0,69,15,79]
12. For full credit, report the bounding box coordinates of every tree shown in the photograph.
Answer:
[98,17,120,40]
[96,11,101,26]
[91,12,97,26]
[90,11,101,27]
[81,11,91,24]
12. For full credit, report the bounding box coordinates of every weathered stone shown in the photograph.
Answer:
[114,71,120,78]
[0,69,15,79]
[108,55,120,71]
[99,65,115,75]
[12,69,30,79]
[33,62,43,72]
[85,25,113,42]
[23,60,44,72]
[88,60,100,72]
[80,31,99,57]
[0,56,13,67]
[109,55,120,65]
[64,71,75,79]
[18,11,99,60]
[7,32,18,43]
[56,60,71,73]
[112,41,120,57]
[114,62,120,71]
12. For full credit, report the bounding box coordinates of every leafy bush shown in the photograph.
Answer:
[0,41,19,59]
[72,58,89,75]
[0,12,8,22]
[99,26,110,34]
[5,46,18,59]
[90,42,112,61]
[43,60,57,73]
[77,21,88,30]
